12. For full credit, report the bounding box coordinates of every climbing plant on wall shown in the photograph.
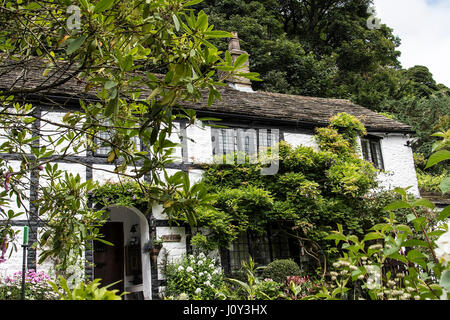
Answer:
[184,113,415,274]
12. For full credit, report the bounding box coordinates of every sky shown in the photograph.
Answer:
[373,0,450,87]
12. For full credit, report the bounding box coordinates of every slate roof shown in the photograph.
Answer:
[0,59,413,133]
[182,86,413,133]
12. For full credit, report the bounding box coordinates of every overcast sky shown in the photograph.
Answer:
[373,0,450,87]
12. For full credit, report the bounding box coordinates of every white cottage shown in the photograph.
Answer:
[0,36,420,300]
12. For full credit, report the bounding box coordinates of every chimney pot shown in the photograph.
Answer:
[224,32,253,92]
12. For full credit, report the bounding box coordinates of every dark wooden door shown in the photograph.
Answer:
[94,222,124,293]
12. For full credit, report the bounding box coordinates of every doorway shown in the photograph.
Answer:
[93,221,125,293]
[93,206,152,299]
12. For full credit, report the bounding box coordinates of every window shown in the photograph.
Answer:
[225,228,293,274]
[95,129,114,156]
[94,124,141,157]
[211,127,279,158]
[361,136,384,169]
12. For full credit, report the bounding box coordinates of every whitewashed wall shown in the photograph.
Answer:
[284,131,319,150]
[374,133,420,197]
[40,111,86,157]
[186,121,214,164]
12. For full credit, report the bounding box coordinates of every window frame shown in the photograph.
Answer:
[211,127,279,158]
[93,127,142,158]
[361,135,385,170]
[223,226,295,275]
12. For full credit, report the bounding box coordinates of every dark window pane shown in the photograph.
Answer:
[361,138,383,169]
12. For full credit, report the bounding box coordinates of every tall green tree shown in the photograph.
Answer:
[194,0,449,160]
[0,0,254,274]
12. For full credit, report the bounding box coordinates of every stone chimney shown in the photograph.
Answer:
[223,32,253,92]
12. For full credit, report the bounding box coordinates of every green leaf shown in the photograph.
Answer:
[104,80,116,90]
[93,0,115,14]
[325,232,347,245]
[66,36,86,55]
[383,200,411,212]
[184,0,204,7]
[394,187,408,198]
[412,198,435,209]
[204,31,234,38]
[79,0,90,10]
[104,97,118,117]
[402,239,429,248]
[388,252,408,264]
[406,213,416,223]
[438,205,450,222]
[440,270,450,292]
[440,177,450,194]
[425,150,450,169]
[406,250,428,269]
[160,89,176,106]
[172,14,180,31]
[196,11,208,31]
[234,54,248,69]
[396,224,413,235]
[412,216,427,232]
[407,249,427,260]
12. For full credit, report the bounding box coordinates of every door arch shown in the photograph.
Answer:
[93,205,152,300]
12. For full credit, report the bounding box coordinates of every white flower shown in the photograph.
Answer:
[195,288,202,295]
[209,263,215,269]
[178,293,189,300]
[366,265,381,290]
[212,269,220,275]
[198,253,206,259]
[197,260,204,266]
[199,272,204,277]
[435,227,450,267]
[204,280,211,286]
[177,266,184,272]
[207,274,212,280]
[186,267,194,273]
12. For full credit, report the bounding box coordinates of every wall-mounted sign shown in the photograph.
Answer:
[162,234,182,242]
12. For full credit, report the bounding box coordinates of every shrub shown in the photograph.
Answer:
[165,253,225,300]
[417,169,448,193]
[261,259,302,283]
[0,270,58,300]
[49,277,125,300]
[214,257,285,300]
[283,275,321,299]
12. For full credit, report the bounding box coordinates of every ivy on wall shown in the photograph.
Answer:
[190,113,409,271]
[90,180,149,214]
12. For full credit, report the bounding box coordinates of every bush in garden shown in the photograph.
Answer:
[214,257,285,300]
[283,275,321,299]
[164,253,225,300]
[0,270,58,300]
[261,259,302,283]
[49,277,125,300]
[306,129,450,300]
